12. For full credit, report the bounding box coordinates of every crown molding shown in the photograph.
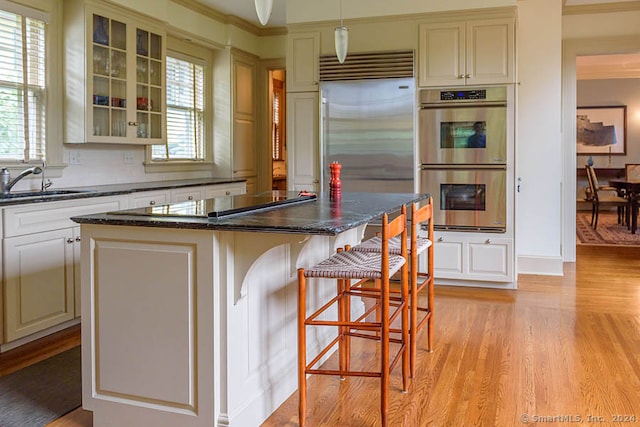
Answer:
[286,6,516,32]
[171,0,287,37]
[563,1,640,15]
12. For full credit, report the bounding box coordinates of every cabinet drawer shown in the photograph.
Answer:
[129,190,169,207]
[3,196,124,238]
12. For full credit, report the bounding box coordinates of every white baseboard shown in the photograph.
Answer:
[0,318,80,353]
[517,255,564,276]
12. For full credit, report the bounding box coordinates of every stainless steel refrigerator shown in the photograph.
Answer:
[320,78,415,193]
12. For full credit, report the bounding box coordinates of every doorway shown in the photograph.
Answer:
[269,69,287,190]
[563,38,640,260]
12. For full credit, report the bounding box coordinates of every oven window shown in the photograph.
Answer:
[441,184,486,211]
[440,121,486,148]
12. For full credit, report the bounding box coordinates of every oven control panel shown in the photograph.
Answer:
[440,89,487,101]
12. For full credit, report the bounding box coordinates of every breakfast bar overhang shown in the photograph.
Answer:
[72,191,428,427]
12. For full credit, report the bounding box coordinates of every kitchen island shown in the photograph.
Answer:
[72,191,428,427]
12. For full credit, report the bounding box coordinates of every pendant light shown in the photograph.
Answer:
[334,0,349,63]
[254,0,273,26]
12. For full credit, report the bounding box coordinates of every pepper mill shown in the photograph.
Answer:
[329,161,342,200]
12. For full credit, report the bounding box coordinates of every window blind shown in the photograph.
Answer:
[0,8,46,162]
[152,55,204,160]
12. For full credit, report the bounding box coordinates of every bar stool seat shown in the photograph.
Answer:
[352,234,432,256]
[297,206,410,427]
[351,198,434,378]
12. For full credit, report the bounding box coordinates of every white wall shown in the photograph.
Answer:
[515,0,563,274]
[577,79,640,170]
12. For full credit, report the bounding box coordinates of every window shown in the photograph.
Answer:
[272,78,284,160]
[0,5,47,162]
[150,53,205,161]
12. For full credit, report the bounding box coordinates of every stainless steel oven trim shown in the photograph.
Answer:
[420,166,507,232]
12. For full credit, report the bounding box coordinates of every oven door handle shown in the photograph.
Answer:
[420,164,507,171]
[419,101,507,109]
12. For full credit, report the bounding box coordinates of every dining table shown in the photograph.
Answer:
[608,179,640,234]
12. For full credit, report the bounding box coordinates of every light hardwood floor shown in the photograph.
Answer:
[3,245,639,427]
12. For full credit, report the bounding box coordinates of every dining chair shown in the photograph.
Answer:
[587,164,626,224]
[297,206,410,427]
[350,198,434,378]
[585,165,627,229]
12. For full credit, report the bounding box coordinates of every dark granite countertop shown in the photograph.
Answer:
[0,178,245,206]
[71,192,430,236]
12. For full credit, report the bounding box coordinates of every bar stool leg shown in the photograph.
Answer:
[381,278,390,427]
[297,269,307,427]
[344,278,351,372]
[410,255,418,378]
[401,262,410,391]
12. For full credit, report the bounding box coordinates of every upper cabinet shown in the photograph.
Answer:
[64,0,166,144]
[418,17,514,87]
[286,32,320,92]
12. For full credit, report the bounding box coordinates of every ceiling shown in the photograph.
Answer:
[193,0,640,28]
[194,0,287,27]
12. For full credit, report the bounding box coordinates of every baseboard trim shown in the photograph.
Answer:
[517,255,564,276]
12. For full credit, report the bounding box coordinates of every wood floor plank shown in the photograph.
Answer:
[4,244,640,426]
[263,245,640,426]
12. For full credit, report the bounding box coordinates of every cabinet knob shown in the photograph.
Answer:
[67,238,74,244]
[188,195,194,200]
[458,74,465,79]
[128,121,139,126]
[485,239,491,244]
[149,200,156,205]
[76,236,81,242]
[437,237,444,242]
[465,74,471,79]
[225,191,231,195]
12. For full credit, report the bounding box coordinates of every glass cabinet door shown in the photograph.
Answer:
[135,28,163,141]
[88,12,164,144]
[92,14,127,139]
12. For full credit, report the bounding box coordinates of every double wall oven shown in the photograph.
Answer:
[419,86,510,232]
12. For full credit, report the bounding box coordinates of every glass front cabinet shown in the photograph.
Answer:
[65,1,165,144]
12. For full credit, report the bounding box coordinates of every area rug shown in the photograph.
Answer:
[0,346,81,427]
[576,211,640,246]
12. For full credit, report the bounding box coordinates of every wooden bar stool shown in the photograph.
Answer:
[297,206,410,427]
[350,198,434,377]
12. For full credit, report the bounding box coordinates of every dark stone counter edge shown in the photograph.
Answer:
[0,178,246,206]
[71,193,430,236]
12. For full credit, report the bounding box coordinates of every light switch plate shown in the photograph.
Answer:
[124,152,134,164]
[69,151,81,165]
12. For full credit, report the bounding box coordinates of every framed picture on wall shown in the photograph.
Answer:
[576,105,627,155]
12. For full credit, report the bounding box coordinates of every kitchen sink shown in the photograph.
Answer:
[0,189,92,200]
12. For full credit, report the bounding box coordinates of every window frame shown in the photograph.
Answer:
[0,0,63,176]
[145,36,214,173]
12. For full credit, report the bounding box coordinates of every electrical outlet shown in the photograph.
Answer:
[124,152,134,164]
[69,150,81,165]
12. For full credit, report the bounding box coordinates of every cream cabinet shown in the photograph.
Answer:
[232,52,258,182]
[287,92,320,192]
[418,18,514,87]
[129,189,169,207]
[64,0,166,144]
[2,196,125,343]
[286,32,320,92]
[428,232,514,284]
[171,182,246,201]
[203,182,246,198]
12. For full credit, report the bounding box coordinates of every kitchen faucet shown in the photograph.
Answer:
[0,166,43,196]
